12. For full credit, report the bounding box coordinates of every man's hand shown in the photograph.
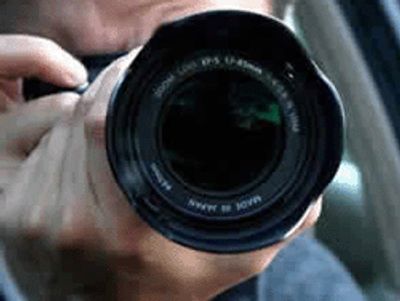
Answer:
[0,34,88,299]
[0,42,322,301]
[0,34,87,206]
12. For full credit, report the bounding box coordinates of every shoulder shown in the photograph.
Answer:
[259,234,366,301]
[215,234,366,301]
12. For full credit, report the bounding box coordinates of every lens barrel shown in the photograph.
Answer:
[106,11,344,253]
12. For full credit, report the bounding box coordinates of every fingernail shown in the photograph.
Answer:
[65,60,88,87]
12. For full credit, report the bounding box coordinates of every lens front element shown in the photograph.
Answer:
[160,70,285,194]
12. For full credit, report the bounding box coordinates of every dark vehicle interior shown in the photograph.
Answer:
[292,1,400,300]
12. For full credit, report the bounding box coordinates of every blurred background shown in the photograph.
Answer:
[289,1,400,300]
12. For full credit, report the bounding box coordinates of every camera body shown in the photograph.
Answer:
[25,11,344,253]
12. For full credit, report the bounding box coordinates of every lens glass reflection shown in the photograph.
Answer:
[160,70,285,192]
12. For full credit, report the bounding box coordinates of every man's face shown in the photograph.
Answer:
[0,0,272,54]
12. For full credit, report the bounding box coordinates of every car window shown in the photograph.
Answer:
[293,1,400,300]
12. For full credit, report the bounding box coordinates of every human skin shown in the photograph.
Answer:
[0,1,320,301]
[0,0,273,55]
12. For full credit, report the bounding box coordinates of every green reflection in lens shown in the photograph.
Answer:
[234,103,282,130]
[159,69,285,193]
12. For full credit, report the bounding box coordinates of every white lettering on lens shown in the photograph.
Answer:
[235,195,263,211]
[221,205,232,213]
[287,101,300,133]
[150,163,172,191]
[201,56,221,67]
[223,56,262,75]
[188,199,218,213]
[236,58,263,75]
[176,61,198,76]
[154,73,176,99]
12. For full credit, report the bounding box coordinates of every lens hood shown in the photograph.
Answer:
[106,10,344,253]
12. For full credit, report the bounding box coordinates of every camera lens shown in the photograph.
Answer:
[160,69,285,194]
[106,11,344,253]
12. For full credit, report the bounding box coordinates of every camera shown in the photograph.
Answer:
[25,10,344,253]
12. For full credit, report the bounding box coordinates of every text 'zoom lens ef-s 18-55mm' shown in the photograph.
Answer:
[106,10,344,253]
